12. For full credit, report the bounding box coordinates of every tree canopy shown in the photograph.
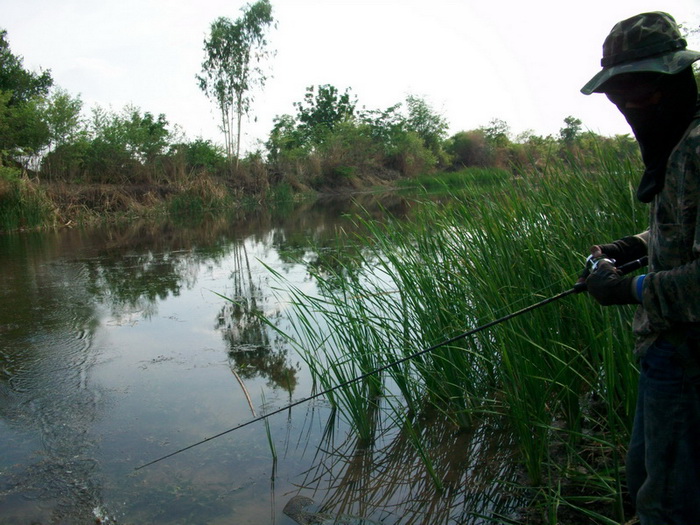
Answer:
[0,29,52,105]
[0,29,54,163]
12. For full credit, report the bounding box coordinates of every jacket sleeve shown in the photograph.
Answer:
[599,232,649,265]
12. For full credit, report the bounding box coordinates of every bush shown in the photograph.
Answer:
[178,138,227,174]
[446,130,492,169]
[387,130,437,177]
[40,139,90,181]
[316,122,381,185]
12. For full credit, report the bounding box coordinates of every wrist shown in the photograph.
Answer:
[631,274,646,303]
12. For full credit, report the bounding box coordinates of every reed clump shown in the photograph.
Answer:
[0,167,56,230]
[397,166,512,195]
[270,145,646,522]
[166,173,234,218]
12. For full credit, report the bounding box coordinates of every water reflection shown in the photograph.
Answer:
[218,241,299,394]
[285,408,522,524]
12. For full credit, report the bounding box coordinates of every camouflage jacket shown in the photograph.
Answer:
[633,105,700,355]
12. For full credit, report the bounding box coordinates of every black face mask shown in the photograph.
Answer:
[613,68,698,203]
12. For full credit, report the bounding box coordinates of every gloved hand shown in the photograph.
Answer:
[586,259,639,305]
[578,234,647,287]
[595,234,647,266]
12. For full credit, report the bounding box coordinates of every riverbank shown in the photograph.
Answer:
[1,162,415,233]
[3,164,509,233]
[0,174,286,233]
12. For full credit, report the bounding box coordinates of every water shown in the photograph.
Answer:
[1,196,521,524]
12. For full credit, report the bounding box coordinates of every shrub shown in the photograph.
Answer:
[387,130,437,177]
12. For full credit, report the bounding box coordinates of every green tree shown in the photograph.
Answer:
[2,96,49,163]
[265,84,357,165]
[0,29,52,106]
[609,133,640,160]
[42,88,83,149]
[80,105,171,183]
[293,84,357,147]
[0,29,53,164]
[82,106,132,181]
[404,94,448,155]
[266,87,446,181]
[35,90,84,179]
[481,118,511,147]
[170,138,227,173]
[559,115,583,144]
[0,91,11,148]
[358,103,403,148]
[197,1,275,168]
[123,108,170,163]
[266,113,304,162]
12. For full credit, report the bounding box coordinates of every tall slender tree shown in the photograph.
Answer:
[197,1,275,169]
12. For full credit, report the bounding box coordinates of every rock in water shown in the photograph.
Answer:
[283,495,383,525]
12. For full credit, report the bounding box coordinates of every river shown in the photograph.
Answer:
[0,194,521,524]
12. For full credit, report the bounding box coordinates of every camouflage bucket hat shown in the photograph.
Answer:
[581,11,700,95]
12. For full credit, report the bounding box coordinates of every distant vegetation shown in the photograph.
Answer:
[0,24,645,232]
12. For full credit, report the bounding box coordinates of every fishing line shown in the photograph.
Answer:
[135,256,647,471]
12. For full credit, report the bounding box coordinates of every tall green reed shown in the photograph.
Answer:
[264,261,386,443]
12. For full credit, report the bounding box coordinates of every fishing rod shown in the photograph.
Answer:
[135,255,648,471]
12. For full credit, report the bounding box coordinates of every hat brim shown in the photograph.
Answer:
[581,48,700,95]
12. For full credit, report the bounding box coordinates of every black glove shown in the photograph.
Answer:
[586,259,638,306]
[597,235,647,266]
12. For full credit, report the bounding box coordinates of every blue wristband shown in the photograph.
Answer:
[635,274,646,302]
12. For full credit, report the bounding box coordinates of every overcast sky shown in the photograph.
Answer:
[2,0,699,152]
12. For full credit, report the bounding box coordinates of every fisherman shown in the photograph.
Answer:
[581,11,700,525]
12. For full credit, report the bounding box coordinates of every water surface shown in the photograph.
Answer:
[1,196,521,524]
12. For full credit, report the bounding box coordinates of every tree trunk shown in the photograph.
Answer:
[235,93,243,171]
